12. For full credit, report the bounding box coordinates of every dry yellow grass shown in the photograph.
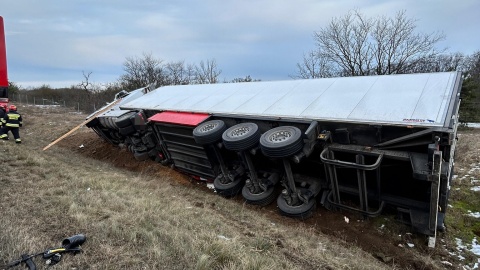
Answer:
[1,105,387,269]
[1,104,479,269]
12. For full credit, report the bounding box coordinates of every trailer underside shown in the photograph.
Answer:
[86,71,462,246]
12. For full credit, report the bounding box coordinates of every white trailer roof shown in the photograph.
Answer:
[121,72,461,128]
[87,87,146,120]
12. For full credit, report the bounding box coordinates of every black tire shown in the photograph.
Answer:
[127,144,135,153]
[222,122,261,151]
[98,118,107,128]
[115,112,136,128]
[134,151,150,161]
[114,130,126,139]
[260,126,304,158]
[148,148,159,157]
[276,194,316,219]
[242,185,276,206]
[142,133,156,148]
[108,117,118,129]
[193,120,226,145]
[119,125,136,136]
[133,144,147,152]
[131,136,142,145]
[213,174,244,197]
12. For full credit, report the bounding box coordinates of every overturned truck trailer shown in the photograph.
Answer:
[87,71,462,246]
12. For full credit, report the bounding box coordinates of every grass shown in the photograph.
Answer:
[443,128,480,263]
[1,104,479,269]
[0,105,387,269]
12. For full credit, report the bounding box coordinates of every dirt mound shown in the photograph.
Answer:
[58,131,454,270]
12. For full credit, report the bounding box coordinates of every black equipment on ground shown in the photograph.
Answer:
[2,234,86,270]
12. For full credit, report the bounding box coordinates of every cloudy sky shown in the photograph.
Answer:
[1,0,479,88]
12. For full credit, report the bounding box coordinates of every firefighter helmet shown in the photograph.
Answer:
[9,104,16,111]
[0,104,6,110]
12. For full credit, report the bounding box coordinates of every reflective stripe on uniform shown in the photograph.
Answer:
[7,113,20,120]
[5,112,22,127]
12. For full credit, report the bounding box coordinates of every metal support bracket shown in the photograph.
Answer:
[428,150,442,248]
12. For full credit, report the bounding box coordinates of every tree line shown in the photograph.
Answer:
[7,10,480,122]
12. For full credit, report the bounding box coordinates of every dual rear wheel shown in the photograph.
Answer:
[194,120,315,217]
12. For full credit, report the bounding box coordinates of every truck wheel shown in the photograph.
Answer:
[108,117,118,129]
[133,144,147,153]
[213,174,244,197]
[193,120,226,145]
[242,185,276,206]
[222,122,260,151]
[119,125,136,136]
[260,126,303,158]
[115,112,135,128]
[134,151,150,161]
[276,194,316,219]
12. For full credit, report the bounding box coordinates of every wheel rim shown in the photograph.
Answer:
[260,126,303,158]
[200,122,218,133]
[222,123,260,151]
[267,130,292,143]
[229,126,250,137]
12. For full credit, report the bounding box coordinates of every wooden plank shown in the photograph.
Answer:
[43,99,123,151]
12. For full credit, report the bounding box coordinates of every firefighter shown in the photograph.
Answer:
[0,104,6,128]
[0,104,22,143]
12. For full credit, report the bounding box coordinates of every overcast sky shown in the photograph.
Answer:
[1,0,479,88]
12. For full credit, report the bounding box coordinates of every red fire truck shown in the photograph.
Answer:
[0,16,9,108]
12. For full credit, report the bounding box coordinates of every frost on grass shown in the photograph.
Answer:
[454,237,480,270]
[467,210,480,218]
[466,123,480,128]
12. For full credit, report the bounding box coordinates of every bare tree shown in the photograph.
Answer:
[78,71,99,100]
[77,71,106,112]
[370,11,445,74]
[78,71,93,92]
[119,52,167,90]
[194,59,222,84]
[228,75,261,83]
[299,10,445,77]
[165,61,196,85]
[405,53,467,74]
[293,50,336,79]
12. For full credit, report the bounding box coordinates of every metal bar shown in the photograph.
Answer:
[242,151,258,182]
[326,190,385,217]
[375,127,444,147]
[326,151,341,205]
[428,150,442,248]
[320,148,383,170]
[212,145,230,178]
[282,158,297,194]
[326,143,410,161]
[356,155,368,212]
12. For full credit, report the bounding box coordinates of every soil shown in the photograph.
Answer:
[58,131,458,270]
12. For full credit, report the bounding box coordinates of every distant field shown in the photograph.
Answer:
[1,104,479,269]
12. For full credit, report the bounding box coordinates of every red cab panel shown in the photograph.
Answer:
[0,16,8,88]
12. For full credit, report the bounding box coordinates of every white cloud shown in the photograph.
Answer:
[1,0,479,87]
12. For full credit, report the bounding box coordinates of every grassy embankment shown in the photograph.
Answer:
[1,105,479,269]
[1,106,387,269]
